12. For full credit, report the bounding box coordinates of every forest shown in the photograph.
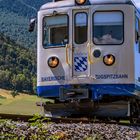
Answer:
[0,0,52,93]
[0,0,51,48]
[0,34,36,93]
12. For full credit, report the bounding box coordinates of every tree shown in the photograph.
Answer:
[0,70,12,89]
[12,74,26,91]
[32,77,37,94]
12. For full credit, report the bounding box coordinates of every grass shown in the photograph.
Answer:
[0,89,47,115]
[119,120,130,124]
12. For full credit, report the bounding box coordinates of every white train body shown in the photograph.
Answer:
[37,0,140,101]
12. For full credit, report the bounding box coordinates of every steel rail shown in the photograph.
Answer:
[0,113,140,127]
[0,113,33,121]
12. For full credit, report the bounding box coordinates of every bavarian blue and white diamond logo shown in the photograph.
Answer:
[74,56,88,72]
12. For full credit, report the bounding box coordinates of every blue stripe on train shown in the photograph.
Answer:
[37,84,139,100]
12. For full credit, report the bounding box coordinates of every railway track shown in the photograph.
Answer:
[0,113,33,121]
[0,113,140,127]
[1,113,140,140]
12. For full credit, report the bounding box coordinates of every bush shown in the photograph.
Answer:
[11,90,19,98]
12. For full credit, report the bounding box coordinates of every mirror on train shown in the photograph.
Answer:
[138,32,140,38]
[138,20,140,38]
[136,31,139,43]
[28,18,36,32]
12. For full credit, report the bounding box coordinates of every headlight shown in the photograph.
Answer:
[48,56,59,68]
[103,54,115,66]
[75,0,86,5]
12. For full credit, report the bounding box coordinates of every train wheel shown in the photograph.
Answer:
[130,100,140,124]
[130,118,138,124]
[115,119,120,123]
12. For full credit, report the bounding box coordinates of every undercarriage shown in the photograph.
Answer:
[38,96,140,123]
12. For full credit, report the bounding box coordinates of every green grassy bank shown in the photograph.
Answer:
[0,89,46,115]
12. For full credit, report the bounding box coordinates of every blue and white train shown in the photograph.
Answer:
[30,0,140,121]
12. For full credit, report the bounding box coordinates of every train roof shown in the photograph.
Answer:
[40,0,138,10]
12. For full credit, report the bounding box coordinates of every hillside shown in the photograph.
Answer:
[0,34,36,93]
[0,0,51,48]
[0,0,50,18]
[0,10,36,48]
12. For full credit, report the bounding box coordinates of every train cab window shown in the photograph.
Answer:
[93,11,124,45]
[74,12,88,44]
[43,15,68,48]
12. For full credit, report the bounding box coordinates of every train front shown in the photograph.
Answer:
[37,0,139,117]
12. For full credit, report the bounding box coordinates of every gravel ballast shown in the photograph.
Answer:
[0,120,140,140]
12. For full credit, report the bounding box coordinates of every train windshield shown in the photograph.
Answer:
[43,14,68,47]
[93,11,124,45]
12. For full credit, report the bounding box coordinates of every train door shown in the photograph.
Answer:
[72,9,90,79]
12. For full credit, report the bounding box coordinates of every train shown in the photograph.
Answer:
[29,0,140,122]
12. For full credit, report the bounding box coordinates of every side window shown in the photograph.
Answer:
[74,12,88,44]
[135,17,139,43]
[93,11,124,45]
[136,17,140,53]
[43,15,68,48]
[139,20,140,53]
